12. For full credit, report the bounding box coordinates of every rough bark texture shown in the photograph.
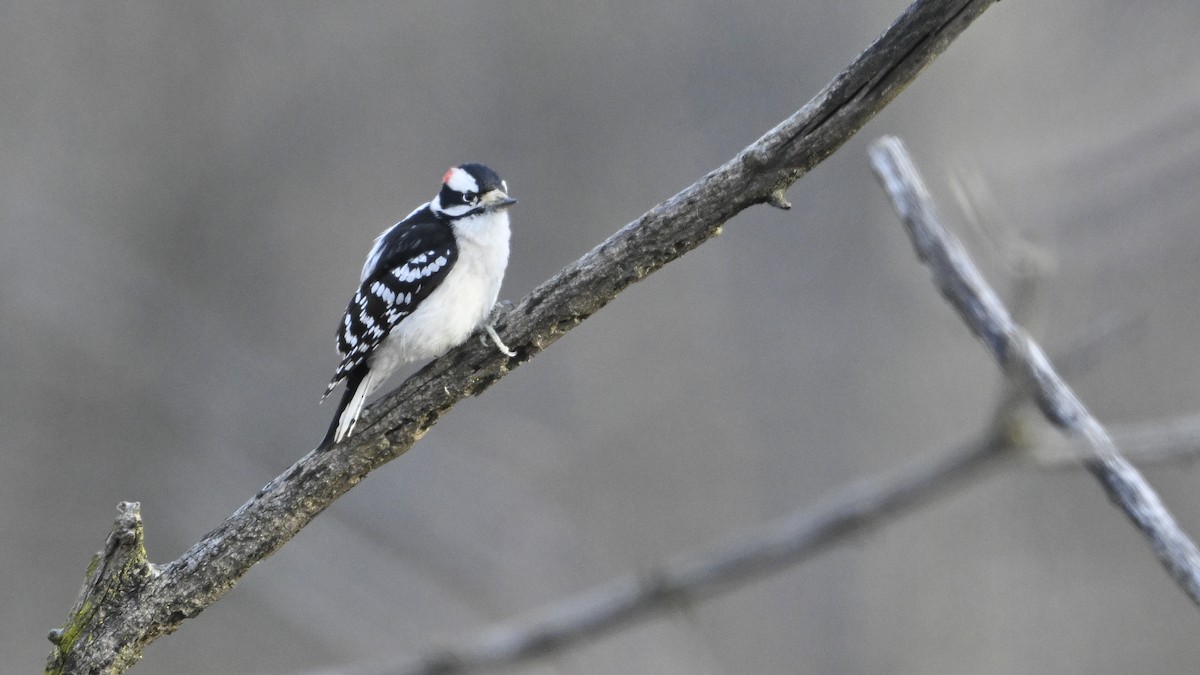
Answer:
[47,1,1002,672]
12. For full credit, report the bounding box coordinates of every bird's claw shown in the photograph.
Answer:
[484,324,516,357]
[481,301,516,356]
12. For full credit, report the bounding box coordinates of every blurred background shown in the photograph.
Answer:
[4,1,1200,673]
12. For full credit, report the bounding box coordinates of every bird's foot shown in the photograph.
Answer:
[481,301,516,356]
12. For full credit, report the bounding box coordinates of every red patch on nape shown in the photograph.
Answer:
[442,167,456,184]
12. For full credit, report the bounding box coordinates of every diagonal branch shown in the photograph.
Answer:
[396,426,1015,675]
[868,135,1200,604]
[46,1,1002,672]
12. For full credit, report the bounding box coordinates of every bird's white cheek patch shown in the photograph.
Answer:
[443,167,479,195]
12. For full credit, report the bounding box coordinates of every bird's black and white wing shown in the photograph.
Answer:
[321,207,458,447]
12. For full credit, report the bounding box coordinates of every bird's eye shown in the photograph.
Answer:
[462,192,477,203]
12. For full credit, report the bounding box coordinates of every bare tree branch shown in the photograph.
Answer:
[46,1,1002,672]
[393,427,1015,675]
[868,135,1200,604]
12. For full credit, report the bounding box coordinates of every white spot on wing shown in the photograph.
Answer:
[370,281,395,304]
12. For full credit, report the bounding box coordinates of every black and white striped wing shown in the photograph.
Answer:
[324,214,458,396]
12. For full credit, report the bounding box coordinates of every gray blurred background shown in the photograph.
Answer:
[4,1,1200,673]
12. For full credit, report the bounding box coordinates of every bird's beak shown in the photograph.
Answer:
[483,191,518,209]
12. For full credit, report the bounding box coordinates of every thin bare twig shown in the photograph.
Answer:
[868,135,1200,604]
[1035,413,1200,468]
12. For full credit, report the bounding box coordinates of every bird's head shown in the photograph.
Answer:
[431,163,516,218]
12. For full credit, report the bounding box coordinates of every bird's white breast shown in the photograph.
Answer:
[369,210,510,376]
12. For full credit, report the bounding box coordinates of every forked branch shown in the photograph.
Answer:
[868,135,1200,603]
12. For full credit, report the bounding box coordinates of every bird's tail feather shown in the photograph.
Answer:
[318,365,371,450]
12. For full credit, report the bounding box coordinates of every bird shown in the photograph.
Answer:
[319,163,517,449]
